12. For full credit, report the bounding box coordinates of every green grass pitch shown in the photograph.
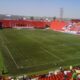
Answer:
[0,29,80,75]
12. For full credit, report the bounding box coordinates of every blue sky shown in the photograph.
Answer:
[0,0,80,18]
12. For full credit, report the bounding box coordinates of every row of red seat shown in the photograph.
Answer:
[0,20,49,28]
[39,72,72,80]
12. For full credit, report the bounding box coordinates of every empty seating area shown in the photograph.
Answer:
[50,20,68,31]
[0,20,49,29]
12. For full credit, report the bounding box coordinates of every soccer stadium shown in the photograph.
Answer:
[0,0,80,80]
[0,14,80,80]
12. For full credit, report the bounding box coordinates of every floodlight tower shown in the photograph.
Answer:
[60,8,63,20]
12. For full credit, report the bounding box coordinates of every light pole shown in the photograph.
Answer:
[60,8,63,20]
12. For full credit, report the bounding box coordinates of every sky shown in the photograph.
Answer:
[0,0,80,18]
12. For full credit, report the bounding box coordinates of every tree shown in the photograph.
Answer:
[53,17,56,20]
[30,16,34,20]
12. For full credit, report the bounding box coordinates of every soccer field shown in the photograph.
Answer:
[0,29,80,75]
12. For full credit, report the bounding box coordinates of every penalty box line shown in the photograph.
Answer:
[0,35,19,69]
[3,45,19,69]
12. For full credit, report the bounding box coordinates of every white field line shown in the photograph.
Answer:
[20,61,59,69]
[22,33,64,62]
[41,47,64,62]
[28,36,64,62]
[15,32,64,68]
[0,35,19,69]
[3,45,19,69]
[33,38,64,62]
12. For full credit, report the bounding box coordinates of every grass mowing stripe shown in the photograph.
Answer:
[0,29,80,75]
[22,33,64,62]
[41,47,64,62]
[0,32,19,69]
[3,45,19,69]
[0,51,6,72]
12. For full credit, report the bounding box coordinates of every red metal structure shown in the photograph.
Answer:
[0,20,50,29]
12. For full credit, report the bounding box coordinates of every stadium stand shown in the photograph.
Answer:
[0,20,50,29]
[50,19,80,34]
[2,66,80,80]
[0,18,80,34]
[2,65,80,80]
[50,20,68,31]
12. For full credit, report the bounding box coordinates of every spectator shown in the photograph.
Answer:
[77,74,80,80]
[63,71,68,80]
[72,70,77,80]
